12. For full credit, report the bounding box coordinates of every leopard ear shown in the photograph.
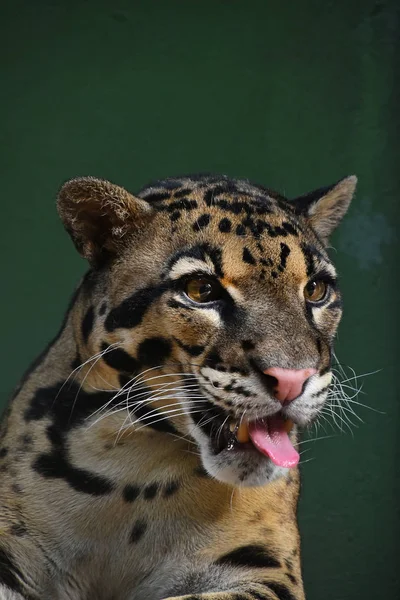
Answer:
[57,177,153,265]
[292,175,357,243]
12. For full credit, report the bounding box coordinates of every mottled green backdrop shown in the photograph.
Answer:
[1,1,399,598]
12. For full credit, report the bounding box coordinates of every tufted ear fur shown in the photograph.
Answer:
[57,177,153,265]
[292,175,357,243]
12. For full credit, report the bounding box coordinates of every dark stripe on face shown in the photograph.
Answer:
[101,343,139,373]
[105,285,166,332]
[81,306,95,343]
[130,401,178,435]
[265,582,297,600]
[174,337,205,357]
[215,544,281,569]
[137,337,172,366]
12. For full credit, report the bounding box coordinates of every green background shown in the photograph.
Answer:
[1,1,399,598]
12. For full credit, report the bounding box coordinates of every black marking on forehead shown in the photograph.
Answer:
[242,247,256,265]
[99,302,107,316]
[279,242,291,272]
[81,306,95,343]
[129,520,147,543]
[215,544,281,569]
[218,218,232,233]
[167,243,224,278]
[137,337,172,366]
[260,257,273,267]
[301,243,315,277]
[170,210,181,222]
[101,343,139,373]
[236,224,246,236]
[241,340,255,351]
[105,285,166,332]
[193,214,211,231]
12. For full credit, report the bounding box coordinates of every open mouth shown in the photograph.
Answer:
[213,414,299,469]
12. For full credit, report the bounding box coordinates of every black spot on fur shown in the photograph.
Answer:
[0,447,8,458]
[286,573,297,585]
[193,214,211,230]
[271,271,278,278]
[170,210,181,222]
[101,343,139,373]
[143,483,159,500]
[137,337,172,366]
[99,302,107,316]
[243,247,256,265]
[242,340,255,351]
[163,480,180,497]
[218,218,232,233]
[81,306,95,343]
[236,224,246,236]
[123,484,140,503]
[129,520,147,543]
[216,544,281,569]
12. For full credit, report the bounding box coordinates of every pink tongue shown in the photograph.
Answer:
[248,416,299,468]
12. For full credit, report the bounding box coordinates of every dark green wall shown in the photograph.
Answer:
[1,1,399,598]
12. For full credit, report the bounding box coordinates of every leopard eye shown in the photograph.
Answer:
[185,278,220,303]
[304,279,328,303]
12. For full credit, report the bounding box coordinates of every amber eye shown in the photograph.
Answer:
[185,278,220,303]
[304,280,328,303]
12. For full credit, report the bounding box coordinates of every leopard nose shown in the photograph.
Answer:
[263,367,317,404]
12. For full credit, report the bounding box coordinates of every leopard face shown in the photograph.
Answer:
[59,173,356,487]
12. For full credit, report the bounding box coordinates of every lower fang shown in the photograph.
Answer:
[236,421,249,443]
[284,419,294,433]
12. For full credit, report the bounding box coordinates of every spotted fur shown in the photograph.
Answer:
[0,173,356,599]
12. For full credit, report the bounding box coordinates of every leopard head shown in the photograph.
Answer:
[58,173,356,487]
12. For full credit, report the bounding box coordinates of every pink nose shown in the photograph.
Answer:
[263,367,317,404]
